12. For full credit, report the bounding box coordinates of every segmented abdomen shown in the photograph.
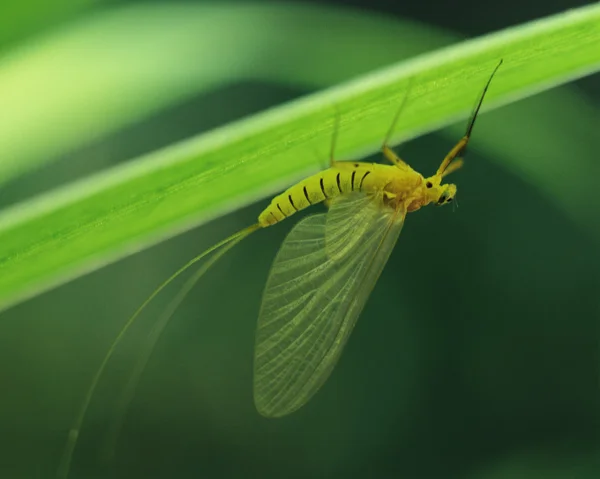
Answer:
[258,163,375,227]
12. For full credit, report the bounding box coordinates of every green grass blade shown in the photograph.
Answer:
[1,2,597,229]
[0,3,599,312]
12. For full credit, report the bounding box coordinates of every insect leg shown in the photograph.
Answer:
[382,145,410,168]
[320,107,342,209]
[329,107,341,167]
[381,77,413,169]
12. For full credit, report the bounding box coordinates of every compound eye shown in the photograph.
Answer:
[446,197,453,203]
[437,196,446,205]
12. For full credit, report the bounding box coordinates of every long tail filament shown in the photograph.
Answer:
[57,223,260,479]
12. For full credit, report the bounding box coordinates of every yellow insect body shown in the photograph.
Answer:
[259,157,455,227]
[58,60,503,479]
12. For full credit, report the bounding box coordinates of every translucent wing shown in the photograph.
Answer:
[253,192,405,417]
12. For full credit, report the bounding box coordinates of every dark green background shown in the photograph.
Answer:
[0,1,598,478]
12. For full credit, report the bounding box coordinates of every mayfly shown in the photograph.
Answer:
[58,60,503,478]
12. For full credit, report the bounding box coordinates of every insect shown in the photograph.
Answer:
[58,60,503,478]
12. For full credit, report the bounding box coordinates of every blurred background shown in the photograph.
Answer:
[0,0,598,478]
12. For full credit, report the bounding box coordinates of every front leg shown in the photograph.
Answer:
[382,145,411,169]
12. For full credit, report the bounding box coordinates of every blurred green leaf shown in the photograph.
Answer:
[0,3,599,313]
[0,2,453,184]
[0,0,97,50]
[469,447,600,479]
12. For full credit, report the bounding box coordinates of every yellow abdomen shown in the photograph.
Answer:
[258,162,393,227]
